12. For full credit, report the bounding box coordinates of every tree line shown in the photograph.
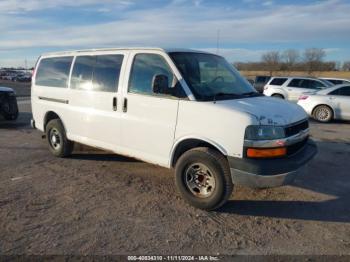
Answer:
[234,48,350,75]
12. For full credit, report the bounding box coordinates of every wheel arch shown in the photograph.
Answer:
[170,137,227,168]
[271,93,285,98]
[43,111,67,133]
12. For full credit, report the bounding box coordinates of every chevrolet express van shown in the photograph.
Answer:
[31,48,317,210]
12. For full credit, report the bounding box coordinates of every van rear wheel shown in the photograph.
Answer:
[175,147,233,211]
[46,119,74,157]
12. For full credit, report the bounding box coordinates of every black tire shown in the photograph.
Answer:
[46,119,74,157]
[2,100,18,120]
[3,110,18,120]
[272,94,284,99]
[313,105,333,123]
[175,147,233,211]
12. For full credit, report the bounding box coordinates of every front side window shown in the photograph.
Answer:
[70,56,95,90]
[36,56,73,88]
[330,86,350,96]
[169,52,257,101]
[128,54,174,95]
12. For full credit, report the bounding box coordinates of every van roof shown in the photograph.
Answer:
[41,47,213,57]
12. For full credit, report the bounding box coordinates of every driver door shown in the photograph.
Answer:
[120,52,180,167]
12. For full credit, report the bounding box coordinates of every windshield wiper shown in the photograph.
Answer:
[241,91,262,97]
[212,92,240,102]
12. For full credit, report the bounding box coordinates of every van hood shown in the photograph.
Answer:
[0,86,14,92]
[216,96,307,126]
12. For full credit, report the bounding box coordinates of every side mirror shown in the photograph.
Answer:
[152,74,169,94]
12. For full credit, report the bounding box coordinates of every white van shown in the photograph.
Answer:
[31,48,317,210]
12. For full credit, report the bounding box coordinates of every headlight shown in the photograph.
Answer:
[8,92,16,96]
[245,125,285,140]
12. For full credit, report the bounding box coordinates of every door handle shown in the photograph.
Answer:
[113,97,117,111]
[123,98,128,113]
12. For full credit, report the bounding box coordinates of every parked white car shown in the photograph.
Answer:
[298,84,350,122]
[320,77,350,85]
[263,77,333,102]
[31,48,317,210]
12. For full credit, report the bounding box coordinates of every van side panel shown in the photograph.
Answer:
[32,87,71,132]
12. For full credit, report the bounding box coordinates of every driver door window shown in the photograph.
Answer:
[128,54,174,96]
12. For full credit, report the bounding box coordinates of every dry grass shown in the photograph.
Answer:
[240,70,350,79]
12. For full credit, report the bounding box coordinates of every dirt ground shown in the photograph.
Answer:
[0,86,350,256]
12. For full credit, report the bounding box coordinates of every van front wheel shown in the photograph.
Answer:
[46,119,74,157]
[175,147,233,211]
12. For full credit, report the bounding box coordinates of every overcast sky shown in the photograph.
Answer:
[0,0,350,67]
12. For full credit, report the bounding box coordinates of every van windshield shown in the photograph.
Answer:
[169,52,259,101]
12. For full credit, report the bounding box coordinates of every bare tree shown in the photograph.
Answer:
[261,51,280,75]
[303,48,326,74]
[342,61,350,71]
[282,49,300,71]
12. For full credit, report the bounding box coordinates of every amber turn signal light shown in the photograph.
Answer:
[247,147,287,158]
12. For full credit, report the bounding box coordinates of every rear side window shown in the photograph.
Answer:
[70,56,95,90]
[35,56,73,88]
[270,78,287,86]
[71,55,124,92]
[299,80,324,89]
[308,80,325,89]
[93,55,123,92]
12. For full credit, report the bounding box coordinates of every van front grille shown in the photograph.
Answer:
[285,120,309,137]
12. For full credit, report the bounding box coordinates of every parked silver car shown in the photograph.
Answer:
[297,84,350,122]
[320,77,350,85]
[263,77,333,102]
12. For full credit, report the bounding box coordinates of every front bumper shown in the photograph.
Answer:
[228,140,317,188]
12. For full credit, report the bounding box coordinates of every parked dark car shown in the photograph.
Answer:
[0,86,19,120]
[254,75,271,93]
